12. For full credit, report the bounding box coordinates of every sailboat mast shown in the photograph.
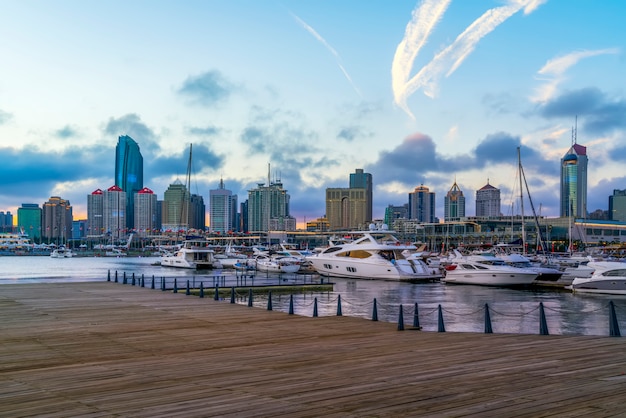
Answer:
[518,147,526,252]
[184,144,192,232]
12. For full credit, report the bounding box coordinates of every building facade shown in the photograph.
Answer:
[134,187,158,236]
[349,169,373,223]
[326,169,373,230]
[408,185,435,223]
[247,177,295,232]
[210,179,236,234]
[0,211,13,233]
[444,180,465,222]
[189,194,206,231]
[87,189,104,237]
[475,181,501,218]
[609,189,626,222]
[560,143,587,218]
[115,135,143,230]
[103,185,127,240]
[17,204,41,240]
[162,180,189,231]
[42,196,73,243]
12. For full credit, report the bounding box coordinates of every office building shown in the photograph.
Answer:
[17,204,41,240]
[210,178,237,234]
[162,180,190,231]
[326,169,373,230]
[444,180,465,221]
[87,189,104,236]
[349,169,373,222]
[560,143,587,218]
[384,204,408,226]
[115,135,143,229]
[475,181,501,218]
[189,194,206,231]
[408,185,435,223]
[42,196,73,243]
[103,185,126,240]
[609,189,626,222]
[248,168,295,232]
[134,187,158,236]
[0,211,13,233]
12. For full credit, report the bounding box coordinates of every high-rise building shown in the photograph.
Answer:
[475,181,501,218]
[17,204,41,240]
[162,180,189,231]
[115,135,143,230]
[189,194,206,231]
[560,143,587,218]
[444,180,465,221]
[210,179,236,234]
[326,168,373,230]
[247,168,295,232]
[42,196,73,243]
[609,189,626,222]
[0,211,13,233]
[134,187,158,236]
[384,204,409,226]
[408,185,435,223]
[103,185,126,239]
[87,189,104,236]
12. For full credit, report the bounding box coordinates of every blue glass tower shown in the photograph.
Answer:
[115,135,143,230]
[560,143,587,218]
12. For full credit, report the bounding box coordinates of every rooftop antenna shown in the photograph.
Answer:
[572,115,578,145]
[267,162,270,187]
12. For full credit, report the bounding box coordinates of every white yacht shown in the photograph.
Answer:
[571,261,626,295]
[497,253,563,282]
[305,225,440,281]
[50,247,74,258]
[442,250,538,287]
[160,240,219,269]
[254,254,301,274]
[214,244,249,268]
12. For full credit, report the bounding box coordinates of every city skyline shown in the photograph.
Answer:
[1,1,625,225]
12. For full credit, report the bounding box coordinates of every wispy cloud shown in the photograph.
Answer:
[392,0,545,119]
[531,48,620,103]
[291,13,362,98]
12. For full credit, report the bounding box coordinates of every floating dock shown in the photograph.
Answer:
[1,282,626,416]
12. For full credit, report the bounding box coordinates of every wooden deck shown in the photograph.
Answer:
[2,282,626,417]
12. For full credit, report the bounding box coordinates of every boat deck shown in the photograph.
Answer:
[1,282,626,417]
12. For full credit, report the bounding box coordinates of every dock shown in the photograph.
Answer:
[2,282,626,417]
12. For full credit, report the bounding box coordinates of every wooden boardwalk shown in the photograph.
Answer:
[2,282,626,417]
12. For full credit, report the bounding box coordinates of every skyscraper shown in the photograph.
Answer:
[42,196,73,243]
[326,168,373,230]
[87,189,104,236]
[134,187,158,236]
[210,178,235,234]
[408,185,435,223]
[247,168,295,232]
[349,169,373,223]
[444,180,465,221]
[115,135,143,230]
[17,204,41,239]
[475,181,501,218]
[162,180,189,231]
[560,143,588,218]
[609,189,626,222]
[103,185,126,240]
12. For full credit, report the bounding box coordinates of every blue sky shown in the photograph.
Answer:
[1,0,625,226]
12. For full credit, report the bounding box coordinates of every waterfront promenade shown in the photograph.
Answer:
[2,282,626,417]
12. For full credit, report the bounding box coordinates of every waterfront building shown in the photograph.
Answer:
[17,204,41,240]
[115,135,143,230]
[161,180,189,231]
[239,200,248,233]
[384,204,408,226]
[609,189,626,222]
[72,220,87,240]
[475,181,501,218]
[103,185,127,240]
[0,211,13,233]
[326,169,373,230]
[247,172,295,232]
[42,196,73,243]
[210,179,236,234]
[189,194,206,231]
[444,180,466,222]
[87,189,104,237]
[560,142,587,218]
[306,216,330,232]
[134,187,158,237]
[408,185,435,223]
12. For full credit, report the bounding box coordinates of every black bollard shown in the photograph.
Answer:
[248,289,253,307]
[397,304,404,331]
[437,304,446,332]
[199,282,204,298]
[267,291,273,311]
[173,278,178,293]
[214,284,219,301]
[107,270,111,282]
[289,295,294,315]
[131,273,135,286]
[186,280,190,296]
[484,303,493,334]
[313,297,318,317]
[151,275,155,290]
[609,301,621,337]
[539,302,549,335]
[115,271,118,283]
[372,298,378,321]
[161,277,165,291]
[141,274,145,288]
[413,303,420,329]
[123,272,127,285]
[337,295,342,316]
[230,287,235,304]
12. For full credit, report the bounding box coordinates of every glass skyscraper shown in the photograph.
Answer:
[560,143,587,218]
[444,180,465,222]
[115,135,143,230]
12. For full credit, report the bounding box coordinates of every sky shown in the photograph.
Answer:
[1,0,625,228]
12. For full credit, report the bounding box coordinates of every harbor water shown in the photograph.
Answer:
[1,255,625,336]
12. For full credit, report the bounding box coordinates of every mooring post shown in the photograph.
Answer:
[107,270,111,282]
[372,298,378,321]
[289,295,294,315]
[173,278,178,293]
[437,304,446,332]
[313,297,318,317]
[337,295,342,316]
[199,282,204,298]
[539,302,549,335]
[484,303,493,334]
[413,303,420,329]
[151,275,155,289]
[230,287,235,304]
[248,288,253,307]
[397,304,405,331]
[123,272,127,285]
[214,284,219,301]
[609,300,621,337]
[141,274,145,288]
[161,277,165,291]
[267,291,273,311]
[131,273,135,286]
[186,280,190,296]
[115,270,118,283]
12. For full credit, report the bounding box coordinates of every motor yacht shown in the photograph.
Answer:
[254,254,301,274]
[50,246,74,258]
[442,250,538,287]
[570,261,626,295]
[160,240,219,269]
[497,253,563,282]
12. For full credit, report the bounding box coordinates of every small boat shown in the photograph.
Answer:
[160,240,219,270]
[570,261,626,295]
[497,253,563,282]
[442,250,538,287]
[50,247,74,258]
[254,254,301,274]
[214,244,249,268]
